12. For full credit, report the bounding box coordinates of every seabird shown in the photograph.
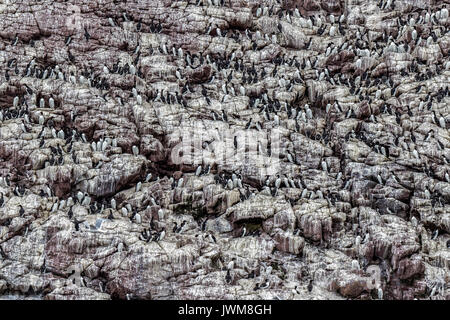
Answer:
[136,181,142,192]
[307,280,313,292]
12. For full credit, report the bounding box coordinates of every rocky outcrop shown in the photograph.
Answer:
[0,0,449,300]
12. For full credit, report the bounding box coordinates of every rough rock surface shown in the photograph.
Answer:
[0,0,449,300]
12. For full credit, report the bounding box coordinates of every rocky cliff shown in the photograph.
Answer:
[0,0,449,300]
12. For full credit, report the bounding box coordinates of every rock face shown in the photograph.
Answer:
[0,0,449,300]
